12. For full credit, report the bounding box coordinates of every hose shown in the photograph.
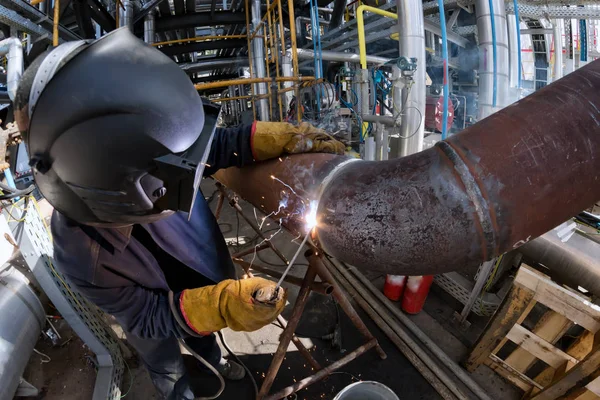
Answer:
[488,0,498,107]
[438,0,450,139]
[179,338,226,400]
[0,184,35,200]
[513,0,521,88]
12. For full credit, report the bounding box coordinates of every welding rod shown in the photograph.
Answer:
[275,231,311,289]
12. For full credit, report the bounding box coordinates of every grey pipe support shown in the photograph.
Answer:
[553,19,563,80]
[343,263,493,400]
[295,48,391,66]
[396,0,425,156]
[251,0,269,121]
[0,37,22,101]
[362,114,396,126]
[476,0,510,119]
[144,12,155,44]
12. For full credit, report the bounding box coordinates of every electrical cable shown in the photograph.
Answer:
[0,184,35,200]
[179,338,226,400]
[120,358,134,398]
[217,331,259,399]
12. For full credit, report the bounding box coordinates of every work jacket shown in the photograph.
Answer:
[51,125,255,339]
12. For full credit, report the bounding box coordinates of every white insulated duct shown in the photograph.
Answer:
[553,19,564,81]
[395,0,425,156]
[251,0,269,121]
[0,38,23,101]
[476,0,510,119]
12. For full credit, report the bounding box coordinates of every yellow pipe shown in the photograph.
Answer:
[30,0,44,5]
[211,95,254,103]
[194,76,315,91]
[53,0,59,46]
[152,35,246,47]
[356,5,397,69]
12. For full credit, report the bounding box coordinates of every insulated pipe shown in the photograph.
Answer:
[0,37,22,101]
[144,12,155,44]
[294,48,391,66]
[251,0,269,121]
[214,60,600,276]
[0,269,45,400]
[281,54,293,112]
[520,231,600,298]
[395,0,425,156]
[553,19,563,80]
[121,0,134,30]
[476,0,510,119]
[507,14,520,88]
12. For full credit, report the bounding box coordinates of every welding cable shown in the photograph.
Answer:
[170,291,259,400]
[0,184,35,200]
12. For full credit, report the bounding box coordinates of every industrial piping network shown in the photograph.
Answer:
[216,60,600,276]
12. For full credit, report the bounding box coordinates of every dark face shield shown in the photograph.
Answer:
[154,100,221,217]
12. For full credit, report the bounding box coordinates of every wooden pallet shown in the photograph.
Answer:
[465,264,600,400]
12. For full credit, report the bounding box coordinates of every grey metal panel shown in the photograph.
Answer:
[6,200,124,400]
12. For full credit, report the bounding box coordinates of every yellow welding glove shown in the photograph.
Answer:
[251,121,346,161]
[179,277,287,334]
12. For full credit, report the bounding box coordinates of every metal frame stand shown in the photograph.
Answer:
[214,183,387,400]
[4,198,125,400]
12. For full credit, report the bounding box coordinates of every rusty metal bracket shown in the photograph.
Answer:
[214,183,386,399]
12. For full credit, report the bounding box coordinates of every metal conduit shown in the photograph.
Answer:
[215,60,600,276]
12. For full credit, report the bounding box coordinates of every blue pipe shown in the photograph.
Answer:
[439,0,449,139]
[580,20,588,62]
[488,0,498,108]
[513,0,521,88]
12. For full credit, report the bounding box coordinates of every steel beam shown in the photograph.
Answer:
[154,11,246,31]
[215,60,600,276]
[158,38,246,56]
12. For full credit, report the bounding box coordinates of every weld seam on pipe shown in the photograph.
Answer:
[437,141,497,260]
[316,158,361,201]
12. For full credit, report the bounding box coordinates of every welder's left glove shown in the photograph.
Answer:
[179,277,287,335]
[251,121,346,161]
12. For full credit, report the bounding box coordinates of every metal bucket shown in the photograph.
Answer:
[333,381,400,400]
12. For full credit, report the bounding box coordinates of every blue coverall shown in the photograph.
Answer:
[51,125,255,399]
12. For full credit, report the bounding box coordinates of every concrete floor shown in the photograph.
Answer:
[20,180,521,400]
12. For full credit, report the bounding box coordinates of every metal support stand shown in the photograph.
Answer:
[215,184,386,400]
[4,198,124,400]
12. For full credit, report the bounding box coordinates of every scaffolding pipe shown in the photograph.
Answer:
[251,0,269,121]
[144,12,155,44]
[0,37,23,101]
[476,0,510,119]
[194,76,315,91]
[553,19,563,80]
[395,0,425,156]
[214,60,600,276]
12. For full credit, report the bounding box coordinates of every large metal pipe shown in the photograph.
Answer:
[0,37,22,101]
[476,0,510,119]
[215,60,600,276]
[251,0,269,121]
[395,0,425,156]
[0,269,45,400]
[520,231,600,297]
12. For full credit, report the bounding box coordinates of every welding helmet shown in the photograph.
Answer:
[14,28,219,226]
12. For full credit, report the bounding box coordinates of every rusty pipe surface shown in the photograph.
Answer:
[215,60,600,275]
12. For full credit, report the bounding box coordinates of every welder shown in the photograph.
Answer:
[14,28,344,399]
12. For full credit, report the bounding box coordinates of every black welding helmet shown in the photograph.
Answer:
[15,28,219,226]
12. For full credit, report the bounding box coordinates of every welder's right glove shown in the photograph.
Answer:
[179,277,287,335]
[251,121,346,160]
